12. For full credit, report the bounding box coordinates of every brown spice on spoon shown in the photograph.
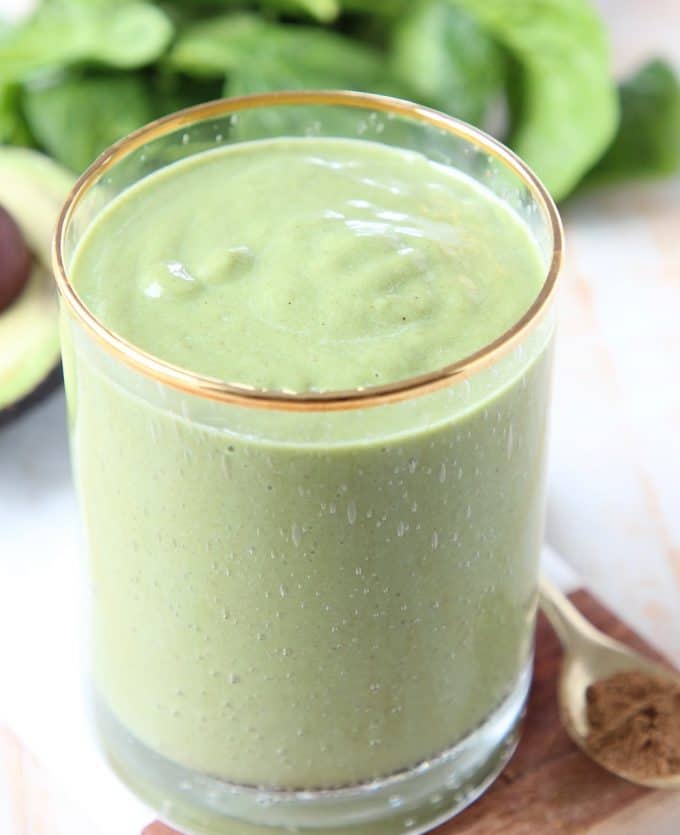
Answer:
[586,670,680,780]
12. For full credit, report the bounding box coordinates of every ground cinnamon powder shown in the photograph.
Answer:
[586,670,680,779]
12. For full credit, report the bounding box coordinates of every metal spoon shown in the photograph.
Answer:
[538,575,680,788]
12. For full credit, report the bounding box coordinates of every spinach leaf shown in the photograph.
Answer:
[22,73,154,171]
[170,13,406,95]
[226,36,406,98]
[258,0,340,22]
[587,59,680,184]
[167,14,264,78]
[450,0,619,199]
[390,1,505,126]
[0,83,35,146]
[0,1,173,83]
[338,0,410,16]
[159,0,340,23]
[150,71,224,117]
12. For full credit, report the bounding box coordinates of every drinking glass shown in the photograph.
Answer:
[54,91,563,835]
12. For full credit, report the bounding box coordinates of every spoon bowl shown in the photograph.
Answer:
[539,576,680,789]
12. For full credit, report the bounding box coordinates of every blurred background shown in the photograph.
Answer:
[0,0,679,831]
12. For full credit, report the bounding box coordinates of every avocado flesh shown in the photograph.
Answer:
[0,148,74,266]
[0,148,74,422]
[0,263,61,417]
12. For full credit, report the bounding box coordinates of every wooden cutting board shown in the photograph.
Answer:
[3,591,679,835]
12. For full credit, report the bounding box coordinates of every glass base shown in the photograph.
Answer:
[95,663,530,835]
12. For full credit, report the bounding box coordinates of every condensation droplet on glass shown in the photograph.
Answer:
[439,462,447,483]
[506,424,514,459]
[347,500,357,525]
[431,531,439,550]
[291,523,302,547]
[219,453,232,479]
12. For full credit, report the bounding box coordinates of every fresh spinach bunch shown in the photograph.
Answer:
[0,0,678,199]
[588,59,680,185]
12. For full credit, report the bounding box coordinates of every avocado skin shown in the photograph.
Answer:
[0,363,62,428]
[0,148,74,426]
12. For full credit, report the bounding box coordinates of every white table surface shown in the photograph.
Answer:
[1,0,679,832]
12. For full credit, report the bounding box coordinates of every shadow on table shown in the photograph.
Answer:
[0,388,72,502]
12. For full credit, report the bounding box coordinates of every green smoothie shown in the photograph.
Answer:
[65,136,552,791]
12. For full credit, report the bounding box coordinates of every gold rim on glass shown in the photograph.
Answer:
[53,90,563,413]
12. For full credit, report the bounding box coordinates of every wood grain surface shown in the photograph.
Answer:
[548,0,680,667]
[139,591,680,835]
[0,725,98,835]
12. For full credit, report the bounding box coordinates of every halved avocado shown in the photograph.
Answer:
[0,148,74,424]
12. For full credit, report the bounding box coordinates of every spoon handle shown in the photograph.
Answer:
[538,575,603,650]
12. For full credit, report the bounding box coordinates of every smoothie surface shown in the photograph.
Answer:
[71,137,544,391]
